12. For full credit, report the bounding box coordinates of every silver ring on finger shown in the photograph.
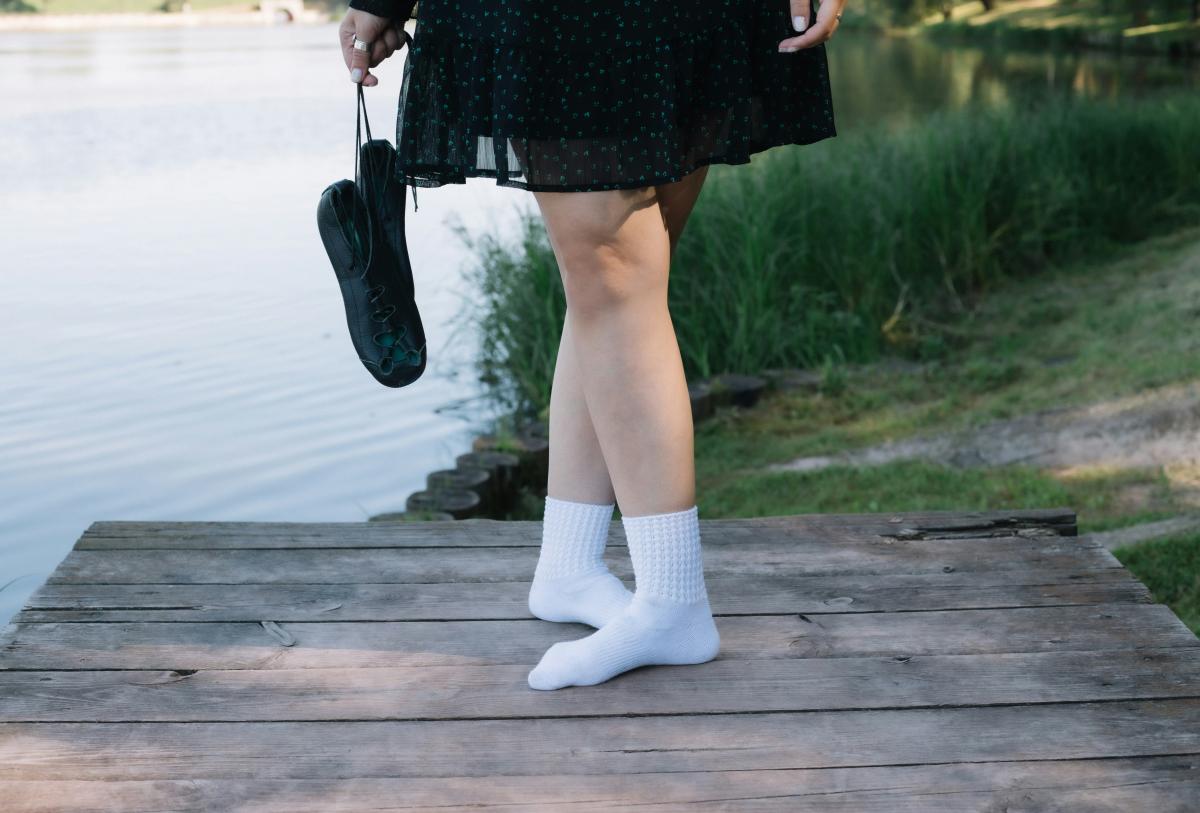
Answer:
[353,37,371,52]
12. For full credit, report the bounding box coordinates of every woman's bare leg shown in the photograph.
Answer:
[544,309,616,504]
[657,165,709,257]
[545,164,710,505]
[534,184,690,515]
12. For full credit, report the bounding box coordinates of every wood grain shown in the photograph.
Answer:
[74,507,1078,549]
[2,648,1199,722]
[47,536,1115,585]
[13,569,1149,622]
[7,507,1200,811]
[3,604,1193,670]
[3,756,1198,813]
[2,700,1199,780]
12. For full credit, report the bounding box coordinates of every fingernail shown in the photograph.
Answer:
[350,68,363,82]
[779,45,798,52]
[793,15,807,31]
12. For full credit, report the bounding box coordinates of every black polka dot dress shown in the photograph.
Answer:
[347,0,836,192]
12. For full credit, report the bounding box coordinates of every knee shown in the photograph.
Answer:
[534,187,668,317]
[557,237,646,316]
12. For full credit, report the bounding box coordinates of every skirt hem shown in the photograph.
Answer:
[395,131,837,193]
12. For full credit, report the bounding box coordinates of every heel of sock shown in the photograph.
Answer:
[528,569,633,627]
[680,605,721,664]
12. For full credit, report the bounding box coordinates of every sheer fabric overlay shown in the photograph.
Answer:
[393,0,837,192]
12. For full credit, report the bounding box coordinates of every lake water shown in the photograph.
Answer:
[0,21,1195,626]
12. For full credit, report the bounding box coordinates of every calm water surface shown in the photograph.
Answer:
[0,21,1195,624]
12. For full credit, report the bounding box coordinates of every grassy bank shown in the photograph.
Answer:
[688,226,1200,631]
[690,227,1200,525]
[1113,532,1200,633]
[458,91,1200,418]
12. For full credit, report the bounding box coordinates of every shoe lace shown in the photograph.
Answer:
[365,283,422,374]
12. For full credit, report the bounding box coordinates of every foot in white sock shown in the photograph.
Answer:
[528,504,720,690]
[528,495,634,628]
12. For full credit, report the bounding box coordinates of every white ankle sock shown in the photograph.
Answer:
[527,504,720,690]
[528,495,634,628]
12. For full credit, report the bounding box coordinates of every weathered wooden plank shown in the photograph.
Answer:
[2,700,1198,779]
[4,755,1197,812]
[75,508,1077,549]
[47,536,1115,585]
[2,648,1198,722]
[3,604,1191,671]
[13,569,1150,622]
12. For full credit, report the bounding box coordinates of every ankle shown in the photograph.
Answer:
[534,495,615,581]
[531,563,610,587]
[621,503,710,606]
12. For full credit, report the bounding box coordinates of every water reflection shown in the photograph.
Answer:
[828,33,1199,130]
[0,22,529,626]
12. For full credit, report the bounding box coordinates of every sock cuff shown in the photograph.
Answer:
[536,495,615,579]
[621,504,707,603]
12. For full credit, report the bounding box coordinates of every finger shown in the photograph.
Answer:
[349,35,373,83]
[779,4,840,50]
[369,40,392,68]
[789,0,812,34]
[339,23,357,71]
[382,26,402,52]
[777,24,827,51]
[348,24,384,83]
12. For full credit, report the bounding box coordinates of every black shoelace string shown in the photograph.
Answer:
[353,28,418,218]
[350,29,421,375]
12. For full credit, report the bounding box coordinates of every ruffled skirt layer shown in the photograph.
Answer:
[393,0,837,191]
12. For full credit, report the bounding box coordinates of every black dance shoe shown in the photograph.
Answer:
[317,82,426,388]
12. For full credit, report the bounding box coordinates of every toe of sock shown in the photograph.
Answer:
[527,642,572,690]
[527,666,560,691]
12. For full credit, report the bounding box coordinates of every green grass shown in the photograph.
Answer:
[673,93,1200,375]
[687,224,1200,628]
[691,226,1200,527]
[459,92,1200,421]
[451,214,565,416]
[695,459,1180,524]
[694,228,1200,465]
[1113,533,1200,635]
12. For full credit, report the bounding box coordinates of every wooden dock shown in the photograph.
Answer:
[2,508,1199,811]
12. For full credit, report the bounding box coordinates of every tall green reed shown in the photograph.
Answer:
[456,92,1200,417]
